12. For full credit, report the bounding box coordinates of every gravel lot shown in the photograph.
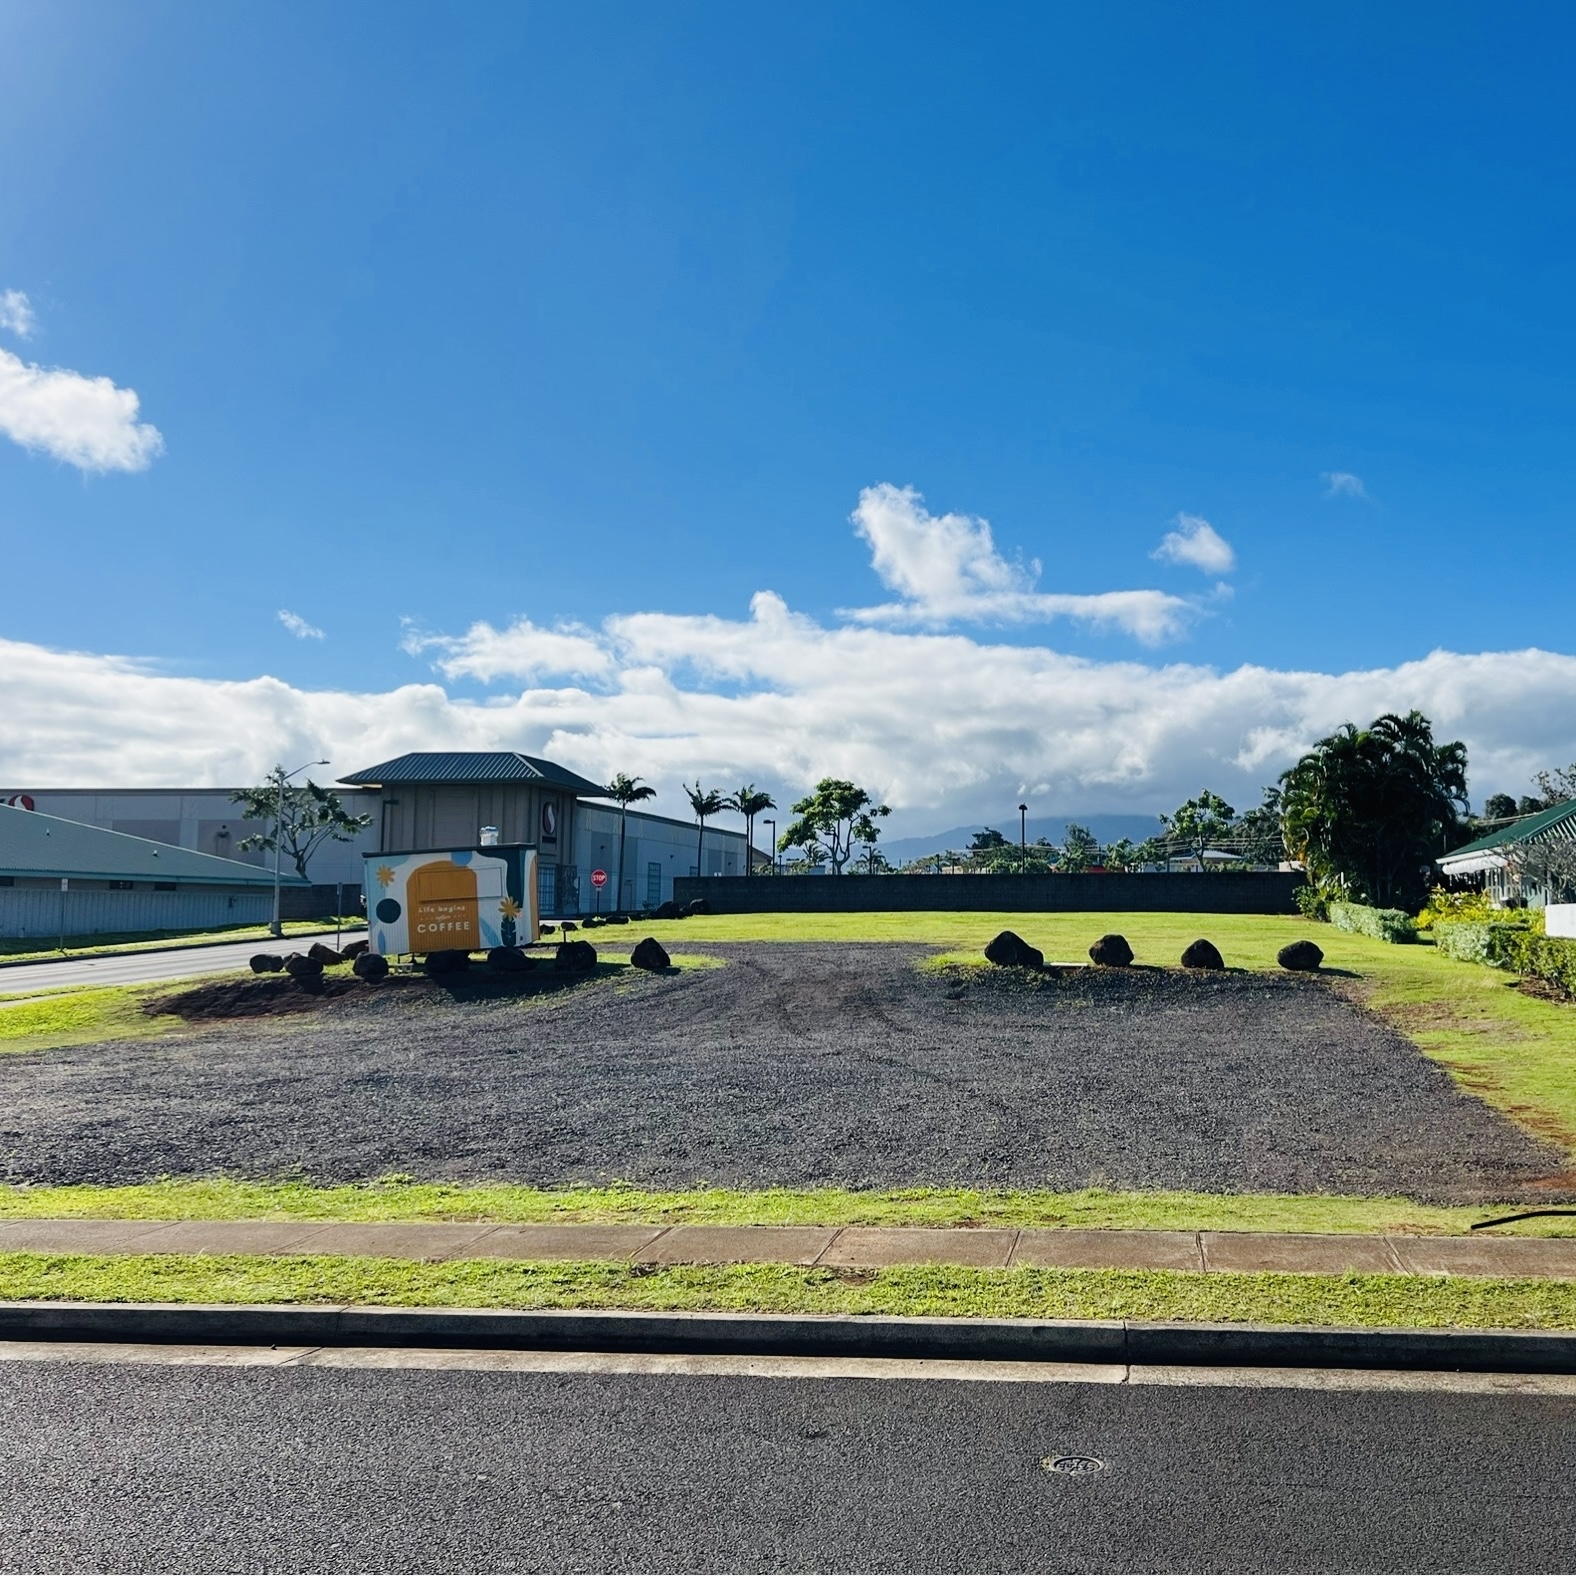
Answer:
[0,944,1560,1199]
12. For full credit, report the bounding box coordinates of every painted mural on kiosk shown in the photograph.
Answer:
[364,846,539,955]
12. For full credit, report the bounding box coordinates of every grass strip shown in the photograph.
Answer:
[2,1179,1571,1236]
[2,1251,1575,1329]
[0,983,177,1055]
[0,920,362,966]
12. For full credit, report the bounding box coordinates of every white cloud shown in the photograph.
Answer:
[0,290,36,340]
[277,610,325,641]
[405,618,613,681]
[1152,513,1236,575]
[844,484,1193,644]
[0,347,164,472]
[1,618,1572,830]
[1324,471,1367,498]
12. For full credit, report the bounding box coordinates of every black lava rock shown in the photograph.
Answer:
[1278,939,1325,972]
[555,939,598,972]
[352,952,390,982]
[1089,933,1134,967]
[686,899,713,916]
[340,939,370,958]
[630,937,671,972]
[284,953,324,980]
[984,930,1044,968]
[606,913,630,925]
[1180,938,1225,970]
[307,942,344,966]
[249,953,284,974]
[487,946,534,972]
[424,949,471,976]
[654,902,681,920]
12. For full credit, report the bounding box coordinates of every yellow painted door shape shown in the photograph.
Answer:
[408,860,480,952]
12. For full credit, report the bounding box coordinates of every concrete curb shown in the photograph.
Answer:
[2,1301,1573,1374]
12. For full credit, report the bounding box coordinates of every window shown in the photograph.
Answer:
[0,876,12,888]
[153,882,176,892]
[646,862,662,907]
[108,880,134,891]
[537,863,557,917]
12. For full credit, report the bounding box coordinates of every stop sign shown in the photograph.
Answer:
[590,868,607,889]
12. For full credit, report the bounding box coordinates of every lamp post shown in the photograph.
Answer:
[1019,803,1028,875]
[764,818,776,875]
[270,759,328,937]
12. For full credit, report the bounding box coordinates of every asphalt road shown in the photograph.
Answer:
[0,1361,1571,1571]
[0,933,351,995]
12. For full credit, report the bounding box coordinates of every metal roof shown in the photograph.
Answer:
[0,804,308,885]
[1438,799,1576,867]
[339,752,609,796]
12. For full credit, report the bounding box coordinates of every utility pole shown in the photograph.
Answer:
[1019,803,1028,875]
[270,759,328,938]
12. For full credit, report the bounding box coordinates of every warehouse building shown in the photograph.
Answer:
[0,802,306,938]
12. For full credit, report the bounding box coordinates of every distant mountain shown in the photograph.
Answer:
[879,815,1162,866]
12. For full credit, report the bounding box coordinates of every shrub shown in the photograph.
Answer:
[1416,887,1496,932]
[1328,901,1417,944]
[1294,883,1331,922]
[1431,917,1534,967]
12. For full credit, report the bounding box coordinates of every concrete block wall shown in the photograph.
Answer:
[673,871,1306,914]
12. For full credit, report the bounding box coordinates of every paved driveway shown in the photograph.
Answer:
[0,932,351,995]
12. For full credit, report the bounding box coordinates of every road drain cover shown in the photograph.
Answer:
[1043,1455,1106,1476]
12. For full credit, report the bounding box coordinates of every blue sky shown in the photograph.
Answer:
[2,2,1574,823]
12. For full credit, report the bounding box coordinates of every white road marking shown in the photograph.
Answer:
[0,1340,1573,1393]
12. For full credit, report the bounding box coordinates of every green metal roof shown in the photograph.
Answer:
[1440,798,1576,863]
[339,752,608,796]
[0,804,308,885]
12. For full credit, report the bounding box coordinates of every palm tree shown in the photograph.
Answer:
[605,772,656,912]
[727,784,776,875]
[684,781,726,880]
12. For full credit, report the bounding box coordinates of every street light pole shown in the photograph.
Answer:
[764,818,776,875]
[270,758,329,938]
[1019,803,1028,876]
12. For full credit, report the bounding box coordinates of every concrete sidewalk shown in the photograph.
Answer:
[3,1219,1575,1279]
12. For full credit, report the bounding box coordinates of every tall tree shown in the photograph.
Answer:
[1160,790,1237,864]
[232,772,371,882]
[605,772,656,911]
[780,778,891,875]
[1057,823,1101,872]
[727,784,776,875]
[1278,710,1468,910]
[684,781,726,879]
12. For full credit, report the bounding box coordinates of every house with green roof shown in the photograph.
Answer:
[1437,799,1576,907]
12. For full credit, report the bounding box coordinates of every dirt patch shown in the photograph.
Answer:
[149,976,364,1020]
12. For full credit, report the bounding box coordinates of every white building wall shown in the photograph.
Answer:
[0,885,274,939]
[0,788,382,884]
[570,806,750,912]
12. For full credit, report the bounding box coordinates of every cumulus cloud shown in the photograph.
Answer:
[1,617,1572,829]
[0,290,36,339]
[1152,513,1236,575]
[0,347,164,472]
[405,618,614,682]
[844,484,1192,644]
[277,610,325,641]
[1324,471,1367,498]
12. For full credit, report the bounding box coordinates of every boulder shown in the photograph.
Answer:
[606,913,630,925]
[630,936,671,972]
[352,952,390,982]
[1088,933,1134,967]
[307,942,344,966]
[341,939,370,958]
[540,923,557,936]
[249,953,284,974]
[555,939,598,972]
[1180,938,1225,970]
[685,899,713,917]
[424,948,471,976]
[984,930,1044,969]
[1277,939,1325,972]
[654,901,680,920]
[284,952,324,979]
[581,915,602,929]
[487,946,534,972]
[560,921,578,934]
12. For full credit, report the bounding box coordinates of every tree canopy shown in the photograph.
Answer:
[232,773,372,881]
[1278,710,1468,910]
[780,778,891,875]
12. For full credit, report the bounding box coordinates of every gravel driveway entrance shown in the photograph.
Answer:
[0,944,1559,1199]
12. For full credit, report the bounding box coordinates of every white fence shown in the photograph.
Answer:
[0,887,273,939]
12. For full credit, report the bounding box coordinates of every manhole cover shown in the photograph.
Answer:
[1043,1455,1106,1476]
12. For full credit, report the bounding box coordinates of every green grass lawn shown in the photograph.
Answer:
[2,1250,1574,1328]
[0,918,365,966]
[1,1177,1569,1236]
[0,982,182,1055]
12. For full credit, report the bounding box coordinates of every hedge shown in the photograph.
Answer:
[1328,901,1417,944]
[1434,916,1576,998]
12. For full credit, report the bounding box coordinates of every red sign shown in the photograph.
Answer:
[590,868,607,889]
[4,795,34,811]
